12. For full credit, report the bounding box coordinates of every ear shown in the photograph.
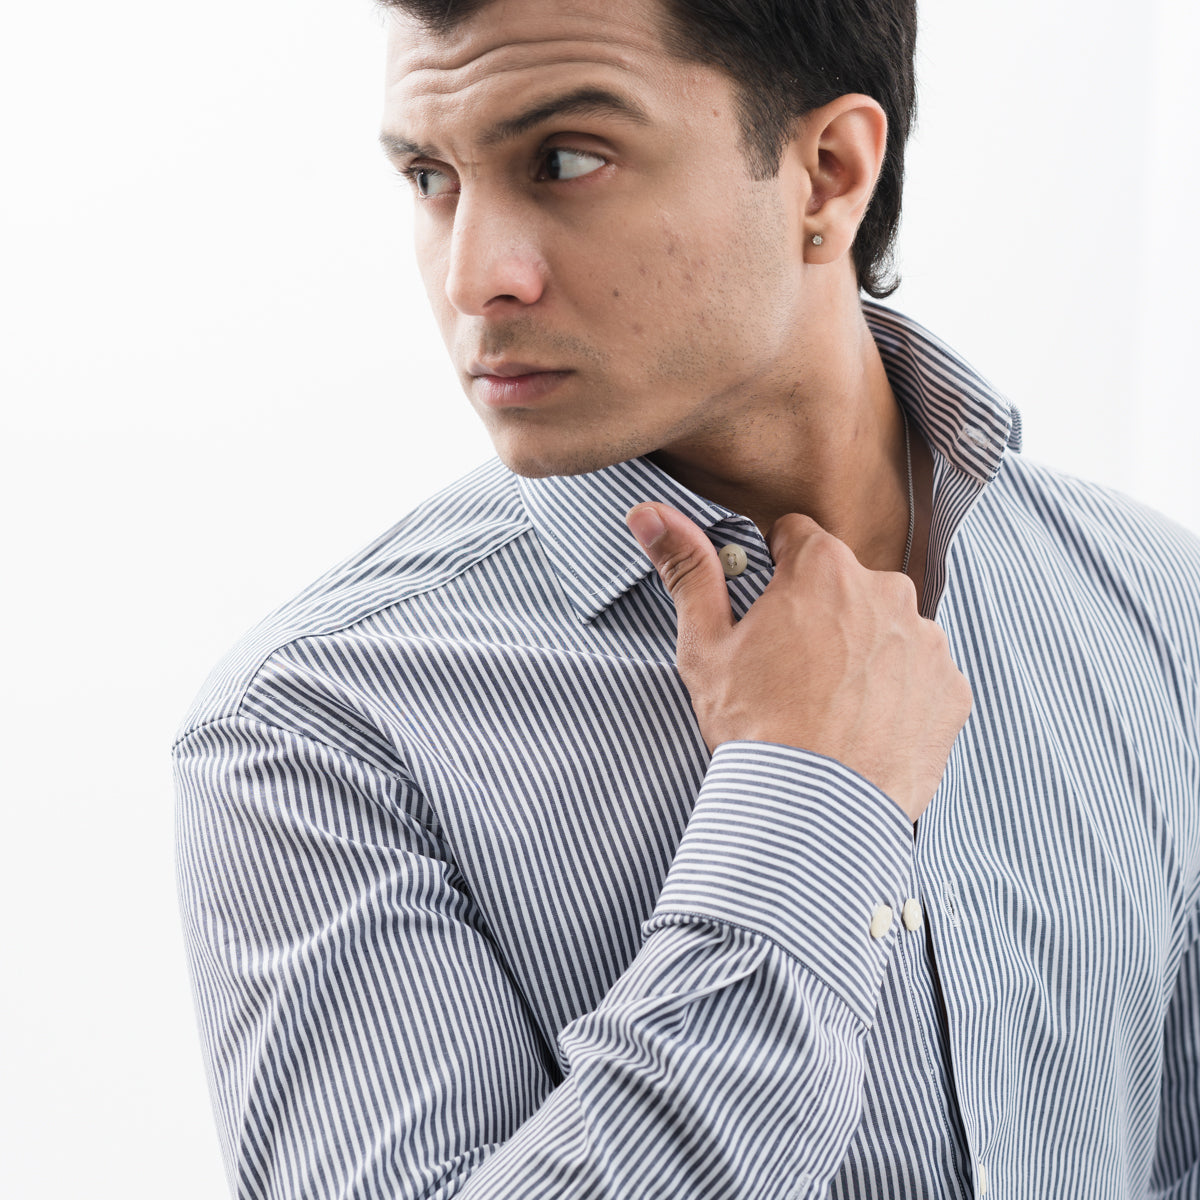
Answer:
[783,95,888,266]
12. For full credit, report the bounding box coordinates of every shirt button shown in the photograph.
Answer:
[718,544,748,578]
[902,898,923,931]
[869,904,893,939]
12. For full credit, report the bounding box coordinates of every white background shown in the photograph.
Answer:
[2,1,1197,1195]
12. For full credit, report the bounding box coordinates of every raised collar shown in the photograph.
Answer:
[517,303,1022,623]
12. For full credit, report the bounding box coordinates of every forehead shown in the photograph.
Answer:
[383,0,691,135]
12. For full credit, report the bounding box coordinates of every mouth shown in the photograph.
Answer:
[469,359,558,379]
[468,361,574,408]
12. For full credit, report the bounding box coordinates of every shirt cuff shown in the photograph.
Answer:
[645,740,914,1026]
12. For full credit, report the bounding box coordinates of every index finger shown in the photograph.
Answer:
[765,512,829,568]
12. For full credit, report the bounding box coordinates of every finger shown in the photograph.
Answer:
[765,512,831,568]
[625,503,734,646]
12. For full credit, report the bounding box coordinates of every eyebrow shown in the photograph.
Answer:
[379,86,651,160]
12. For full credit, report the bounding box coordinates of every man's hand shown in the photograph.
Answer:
[626,503,972,823]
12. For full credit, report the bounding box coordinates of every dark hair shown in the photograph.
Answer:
[380,0,917,298]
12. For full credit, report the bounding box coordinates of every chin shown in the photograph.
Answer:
[490,430,648,480]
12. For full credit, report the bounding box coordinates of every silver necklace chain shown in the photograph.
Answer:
[900,404,915,577]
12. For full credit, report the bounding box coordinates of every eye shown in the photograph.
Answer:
[537,148,607,182]
[408,166,456,198]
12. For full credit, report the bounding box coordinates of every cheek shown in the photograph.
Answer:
[416,256,460,350]
[413,221,451,305]
[590,234,718,339]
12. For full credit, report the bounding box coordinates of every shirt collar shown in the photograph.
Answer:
[517,303,1022,623]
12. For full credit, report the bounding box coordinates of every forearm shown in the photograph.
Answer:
[466,924,861,1199]
[459,743,914,1198]
[176,723,911,1199]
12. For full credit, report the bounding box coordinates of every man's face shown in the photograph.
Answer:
[382,0,811,478]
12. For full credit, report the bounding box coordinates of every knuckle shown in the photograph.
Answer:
[656,544,706,596]
[887,570,918,610]
[922,618,951,654]
[787,523,852,572]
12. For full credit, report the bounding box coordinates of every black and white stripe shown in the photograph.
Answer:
[175,304,1200,1199]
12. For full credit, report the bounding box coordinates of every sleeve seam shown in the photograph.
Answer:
[171,710,424,796]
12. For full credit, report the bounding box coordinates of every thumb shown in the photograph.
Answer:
[625,503,733,646]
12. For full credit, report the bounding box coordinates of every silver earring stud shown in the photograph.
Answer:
[811,234,824,246]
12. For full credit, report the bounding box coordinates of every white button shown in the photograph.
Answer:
[961,422,992,450]
[902,898,923,931]
[869,904,893,939]
[718,544,748,578]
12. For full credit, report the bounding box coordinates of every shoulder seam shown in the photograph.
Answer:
[179,518,533,743]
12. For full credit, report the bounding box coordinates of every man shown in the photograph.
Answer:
[173,0,1200,1196]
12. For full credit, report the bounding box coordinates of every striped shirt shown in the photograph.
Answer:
[174,304,1200,1200]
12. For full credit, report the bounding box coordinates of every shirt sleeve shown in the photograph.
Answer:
[1149,901,1200,1197]
[175,719,913,1200]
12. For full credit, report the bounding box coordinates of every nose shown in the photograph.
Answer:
[443,191,547,316]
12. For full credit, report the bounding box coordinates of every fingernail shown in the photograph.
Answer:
[625,505,666,549]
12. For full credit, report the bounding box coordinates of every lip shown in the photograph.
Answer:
[469,363,573,408]
[469,360,556,379]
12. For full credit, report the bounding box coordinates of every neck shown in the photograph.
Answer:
[647,292,924,581]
